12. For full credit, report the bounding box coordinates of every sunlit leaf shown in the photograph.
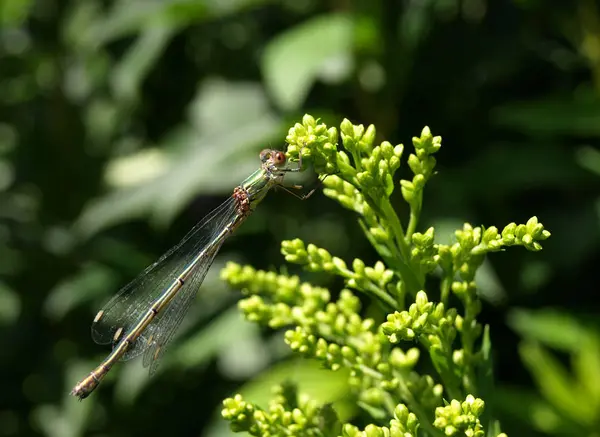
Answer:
[572,337,600,411]
[75,79,282,236]
[167,307,253,371]
[105,147,170,188]
[262,13,353,110]
[236,358,351,412]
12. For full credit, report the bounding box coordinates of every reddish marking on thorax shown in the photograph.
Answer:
[232,186,251,216]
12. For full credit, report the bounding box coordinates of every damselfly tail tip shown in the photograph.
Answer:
[70,374,99,400]
[70,386,88,401]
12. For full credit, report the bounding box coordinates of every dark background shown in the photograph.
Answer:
[1,0,599,436]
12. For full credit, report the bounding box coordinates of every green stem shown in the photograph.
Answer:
[405,193,422,242]
[380,198,422,293]
[364,282,397,309]
[460,295,479,395]
[350,150,363,172]
[360,362,445,437]
[358,218,409,293]
[419,336,463,402]
[337,265,397,308]
[440,274,452,306]
[394,372,447,437]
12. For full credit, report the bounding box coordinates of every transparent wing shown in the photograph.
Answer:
[91,196,239,361]
[141,240,223,374]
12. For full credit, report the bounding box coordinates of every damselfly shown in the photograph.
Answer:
[72,148,307,399]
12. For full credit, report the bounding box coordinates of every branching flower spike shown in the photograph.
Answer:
[221,115,550,437]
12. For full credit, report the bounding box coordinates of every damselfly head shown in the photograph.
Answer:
[260,149,286,167]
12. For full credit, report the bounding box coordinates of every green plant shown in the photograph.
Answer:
[220,115,551,437]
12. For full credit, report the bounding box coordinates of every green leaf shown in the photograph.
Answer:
[519,341,597,426]
[204,360,353,437]
[317,403,343,436]
[262,13,353,110]
[429,347,460,397]
[575,145,600,176]
[508,309,593,352]
[235,359,351,414]
[44,264,118,321]
[495,386,577,435]
[110,25,176,104]
[572,337,600,412]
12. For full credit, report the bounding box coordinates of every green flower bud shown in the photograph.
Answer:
[400,179,415,203]
[342,424,361,437]
[360,124,376,153]
[340,119,356,143]
[333,256,347,271]
[407,154,421,174]
[464,394,485,415]
[412,174,426,190]
[352,258,366,274]
[369,226,390,243]
[302,113,316,127]
[452,349,464,366]
[364,424,387,437]
[415,291,429,311]
[378,141,392,158]
[327,126,338,144]
[337,150,351,166]
[357,171,375,187]
[452,281,468,296]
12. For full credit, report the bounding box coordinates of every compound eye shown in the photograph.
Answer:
[273,151,286,165]
[259,149,271,163]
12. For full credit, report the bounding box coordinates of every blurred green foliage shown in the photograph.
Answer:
[0,0,599,436]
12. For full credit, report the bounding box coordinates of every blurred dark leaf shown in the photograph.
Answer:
[81,0,275,46]
[110,26,176,104]
[495,386,576,435]
[492,90,600,136]
[0,281,20,324]
[44,264,119,321]
[519,340,599,428]
[575,145,600,176]
[508,309,595,352]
